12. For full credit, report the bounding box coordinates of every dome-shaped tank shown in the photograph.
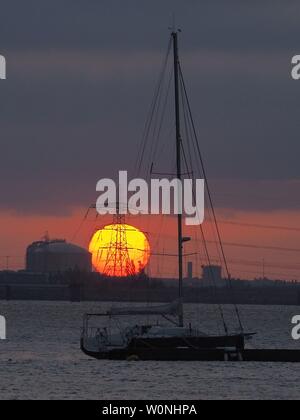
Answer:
[26,239,92,273]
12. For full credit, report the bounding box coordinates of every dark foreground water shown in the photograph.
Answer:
[0,301,300,400]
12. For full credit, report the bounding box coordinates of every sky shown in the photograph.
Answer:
[0,0,300,280]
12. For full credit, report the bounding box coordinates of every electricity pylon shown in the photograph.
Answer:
[102,203,136,277]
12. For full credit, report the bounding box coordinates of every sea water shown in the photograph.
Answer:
[0,301,299,400]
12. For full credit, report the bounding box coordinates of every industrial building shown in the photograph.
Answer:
[202,265,223,286]
[26,239,92,274]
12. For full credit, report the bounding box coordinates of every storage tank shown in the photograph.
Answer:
[26,239,92,273]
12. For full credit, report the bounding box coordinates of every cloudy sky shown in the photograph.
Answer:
[0,1,300,278]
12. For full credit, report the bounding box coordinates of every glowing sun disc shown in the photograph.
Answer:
[89,224,150,277]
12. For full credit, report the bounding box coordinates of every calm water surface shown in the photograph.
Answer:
[0,301,299,400]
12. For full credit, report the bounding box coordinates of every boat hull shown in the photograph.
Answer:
[128,334,246,350]
[80,339,300,363]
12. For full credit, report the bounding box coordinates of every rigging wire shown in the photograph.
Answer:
[134,38,172,178]
[180,131,228,334]
[178,73,229,334]
[148,67,174,175]
[179,62,244,333]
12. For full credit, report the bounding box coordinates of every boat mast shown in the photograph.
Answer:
[172,31,184,327]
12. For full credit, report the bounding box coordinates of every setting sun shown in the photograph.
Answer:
[89,224,150,277]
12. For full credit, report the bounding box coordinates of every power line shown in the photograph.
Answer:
[218,220,300,233]
[212,240,300,254]
[148,230,300,254]
[209,257,300,272]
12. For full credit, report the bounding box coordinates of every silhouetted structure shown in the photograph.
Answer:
[26,239,92,273]
[202,265,222,286]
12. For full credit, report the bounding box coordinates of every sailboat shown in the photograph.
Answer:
[80,31,300,362]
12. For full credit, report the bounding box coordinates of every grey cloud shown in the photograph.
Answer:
[211,179,300,212]
[1,0,300,53]
[0,0,300,214]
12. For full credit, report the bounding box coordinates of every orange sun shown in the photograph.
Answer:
[89,224,150,277]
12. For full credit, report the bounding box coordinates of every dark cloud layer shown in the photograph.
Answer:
[1,1,300,53]
[0,0,300,214]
